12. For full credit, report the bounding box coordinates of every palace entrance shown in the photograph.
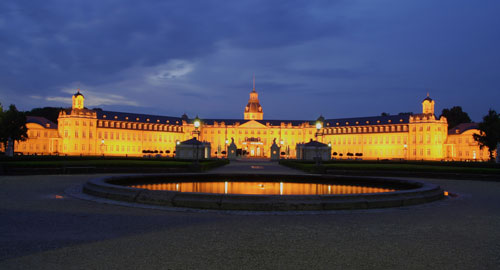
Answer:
[242,137,266,157]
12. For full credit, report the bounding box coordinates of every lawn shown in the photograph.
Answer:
[280,160,500,175]
[1,159,193,168]
[0,157,229,174]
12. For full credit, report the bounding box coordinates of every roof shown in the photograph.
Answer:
[448,123,479,135]
[180,137,204,145]
[73,91,84,97]
[27,116,58,129]
[304,139,328,147]
[93,110,409,128]
[324,114,410,127]
[96,110,183,125]
[245,102,262,113]
[198,118,314,127]
[423,96,433,102]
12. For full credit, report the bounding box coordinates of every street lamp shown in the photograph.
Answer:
[403,144,408,160]
[100,139,105,156]
[315,115,324,142]
[192,115,201,139]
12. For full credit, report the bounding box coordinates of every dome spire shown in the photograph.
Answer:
[244,75,263,120]
[252,73,256,92]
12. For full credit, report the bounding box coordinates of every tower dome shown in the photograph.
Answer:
[422,93,435,115]
[244,76,263,120]
[72,89,85,109]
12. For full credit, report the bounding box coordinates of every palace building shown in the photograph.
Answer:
[10,85,491,161]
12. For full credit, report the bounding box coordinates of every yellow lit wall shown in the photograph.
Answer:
[14,122,60,155]
[15,90,495,161]
[446,130,490,161]
[198,121,316,158]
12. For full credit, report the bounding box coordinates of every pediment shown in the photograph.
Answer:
[239,120,268,129]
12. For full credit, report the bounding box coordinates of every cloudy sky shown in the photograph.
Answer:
[0,0,499,121]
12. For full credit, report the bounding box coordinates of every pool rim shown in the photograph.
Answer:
[83,173,445,211]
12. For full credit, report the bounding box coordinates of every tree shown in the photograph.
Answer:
[473,109,500,162]
[381,112,390,116]
[0,103,3,152]
[26,107,64,123]
[440,106,471,129]
[0,104,28,156]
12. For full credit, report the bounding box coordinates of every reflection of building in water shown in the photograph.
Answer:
[130,182,396,195]
[11,85,492,161]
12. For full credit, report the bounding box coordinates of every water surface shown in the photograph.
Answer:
[129,181,396,195]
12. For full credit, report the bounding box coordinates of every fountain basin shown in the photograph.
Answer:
[83,173,445,211]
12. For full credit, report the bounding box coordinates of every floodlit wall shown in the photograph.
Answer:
[14,123,60,155]
[446,130,490,161]
[14,90,494,162]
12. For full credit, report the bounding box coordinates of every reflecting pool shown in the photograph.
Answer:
[129,181,396,195]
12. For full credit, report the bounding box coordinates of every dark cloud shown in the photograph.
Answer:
[0,0,344,94]
[0,0,499,121]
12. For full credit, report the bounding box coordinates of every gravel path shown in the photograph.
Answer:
[1,162,499,269]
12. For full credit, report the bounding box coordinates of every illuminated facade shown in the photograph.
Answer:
[12,88,493,161]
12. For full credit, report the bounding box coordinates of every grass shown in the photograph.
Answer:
[280,160,500,175]
[1,159,191,168]
[0,156,229,173]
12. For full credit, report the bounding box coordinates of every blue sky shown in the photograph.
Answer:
[0,0,499,122]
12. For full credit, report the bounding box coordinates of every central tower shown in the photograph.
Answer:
[244,75,263,120]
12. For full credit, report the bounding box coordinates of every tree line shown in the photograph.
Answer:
[0,103,28,156]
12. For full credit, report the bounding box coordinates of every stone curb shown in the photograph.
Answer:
[83,173,445,211]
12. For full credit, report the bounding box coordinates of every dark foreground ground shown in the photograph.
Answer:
[0,161,499,269]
